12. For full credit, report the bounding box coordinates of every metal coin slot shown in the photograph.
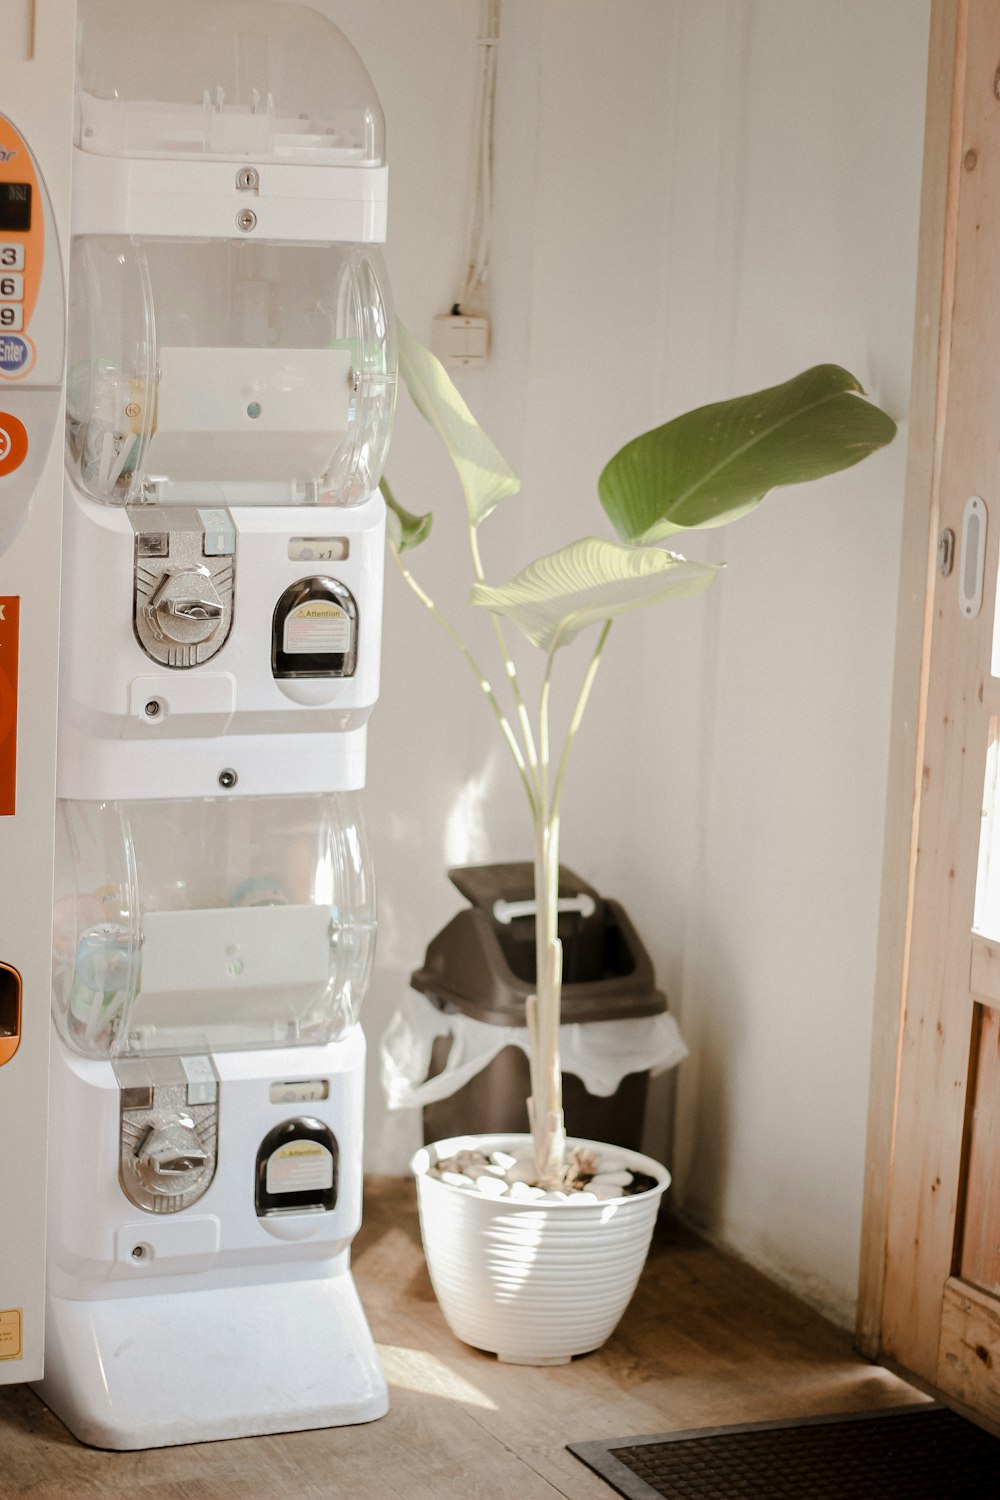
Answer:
[146,569,225,645]
[115,1056,219,1214]
[132,508,235,669]
[134,1118,210,1180]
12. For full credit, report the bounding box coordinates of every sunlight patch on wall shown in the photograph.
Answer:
[444,753,501,867]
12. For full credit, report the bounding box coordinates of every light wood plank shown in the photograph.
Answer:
[939,1277,1000,1424]
[858,0,961,1357]
[970,934,1000,1007]
[958,1005,1000,1293]
[0,1182,925,1497]
[868,0,1000,1391]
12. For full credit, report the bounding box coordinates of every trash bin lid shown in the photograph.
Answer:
[411,864,667,1026]
[448,862,601,919]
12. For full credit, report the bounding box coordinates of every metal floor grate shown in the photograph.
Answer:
[568,1405,1000,1499]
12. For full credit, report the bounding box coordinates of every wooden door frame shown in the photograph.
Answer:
[858,0,1000,1384]
[858,0,958,1358]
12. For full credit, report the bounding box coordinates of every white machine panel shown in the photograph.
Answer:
[0,0,75,1385]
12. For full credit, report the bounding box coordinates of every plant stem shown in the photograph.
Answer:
[393,537,614,1189]
[528,619,613,1184]
[470,526,541,803]
[551,620,612,822]
[390,546,538,817]
[526,623,577,1186]
[538,626,564,814]
[529,814,566,1187]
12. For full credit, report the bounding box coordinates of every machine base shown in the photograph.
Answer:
[34,1268,388,1450]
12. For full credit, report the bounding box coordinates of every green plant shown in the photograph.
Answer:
[383,322,896,1188]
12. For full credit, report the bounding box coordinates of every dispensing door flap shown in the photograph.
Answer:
[139,905,333,996]
[144,346,351,482]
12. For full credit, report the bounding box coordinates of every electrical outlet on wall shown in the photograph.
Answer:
[432,312,490,369]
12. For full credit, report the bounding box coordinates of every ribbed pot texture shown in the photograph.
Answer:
[411,1133,670,1365]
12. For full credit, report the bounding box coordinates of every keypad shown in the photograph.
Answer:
[0,244,25,332]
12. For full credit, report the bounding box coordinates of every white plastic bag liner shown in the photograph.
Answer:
[381,988,688,1111]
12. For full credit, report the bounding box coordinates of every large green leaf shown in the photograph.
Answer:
[380,476,433,552]
[397,320,521,526]
[469,537,722,652]
[598,364,897,544]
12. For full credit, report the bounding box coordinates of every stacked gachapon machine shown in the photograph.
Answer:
[35,0,395,1449]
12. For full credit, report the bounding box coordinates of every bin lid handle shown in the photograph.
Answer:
[492,894,596,925]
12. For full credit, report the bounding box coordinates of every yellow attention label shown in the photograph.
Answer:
[0,1308,22,1361]
[266,1140,334,1195]
[283,599,351,656]
[294,604,340,620]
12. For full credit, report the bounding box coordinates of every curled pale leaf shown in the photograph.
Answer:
[381,476,432,552]
[397,320,520,526]
[469,537,722,652]
[598,364,897,543]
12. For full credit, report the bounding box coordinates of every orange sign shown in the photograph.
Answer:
[0,412,27,477]
[0,597,18,815]
[0,1308,23,1361]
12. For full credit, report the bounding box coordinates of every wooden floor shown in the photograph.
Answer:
[0,1179,926,1499]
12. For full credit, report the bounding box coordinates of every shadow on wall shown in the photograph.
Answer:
[673,918,742,1238]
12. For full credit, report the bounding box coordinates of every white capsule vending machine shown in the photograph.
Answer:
[34,0,396,1448]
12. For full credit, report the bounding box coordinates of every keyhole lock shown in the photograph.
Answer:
[938,528,955,578]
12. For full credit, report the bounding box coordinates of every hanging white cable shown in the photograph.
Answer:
[456,0,499,316]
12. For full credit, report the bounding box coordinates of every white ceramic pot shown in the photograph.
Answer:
[411,1133,670,1365]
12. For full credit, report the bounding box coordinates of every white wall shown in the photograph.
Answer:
[307,0,929,1325]
[667,3,930,1326]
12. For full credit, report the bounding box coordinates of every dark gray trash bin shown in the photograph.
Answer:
[411,863,669,1152]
